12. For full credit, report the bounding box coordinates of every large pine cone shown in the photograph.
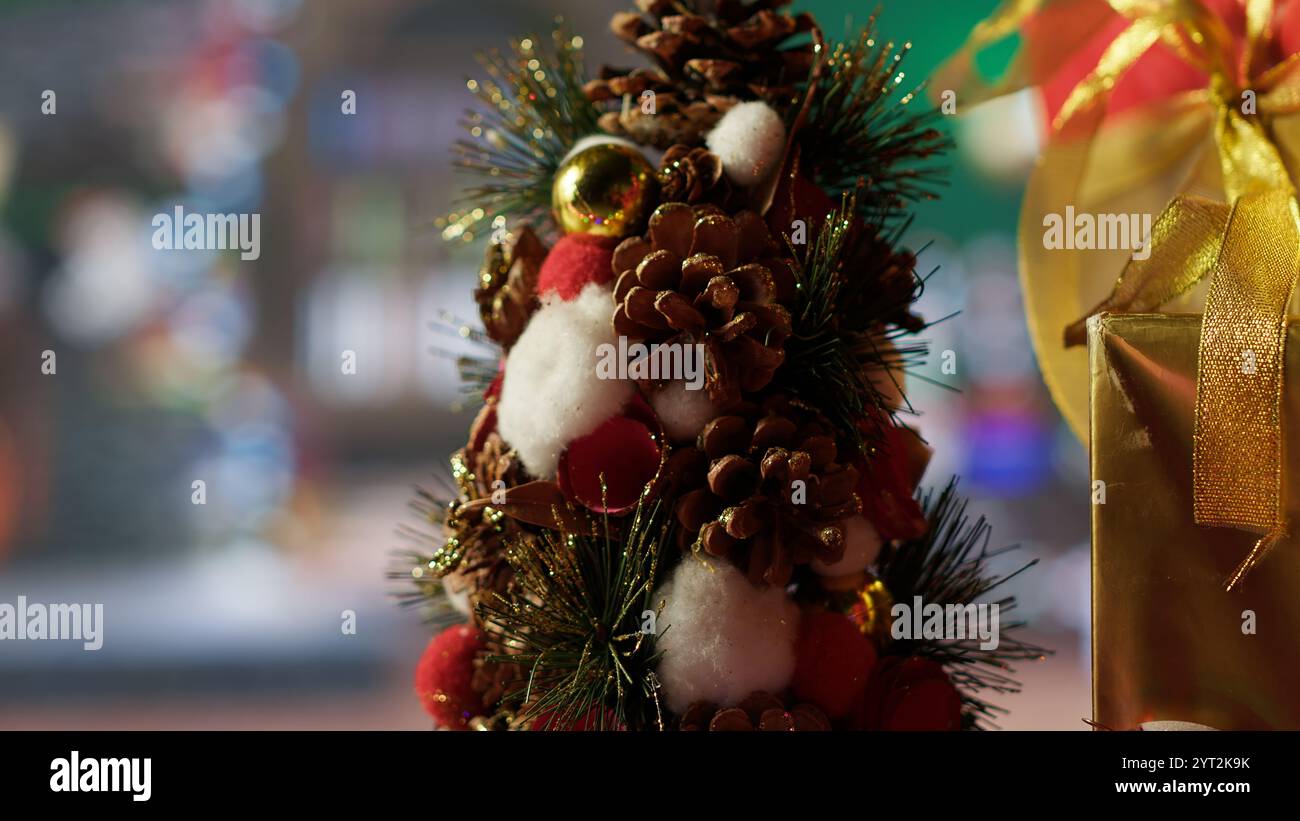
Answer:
[679,691,830,731]
[585,0,815,149]
[612,202,793,404]
[672,395,861,586]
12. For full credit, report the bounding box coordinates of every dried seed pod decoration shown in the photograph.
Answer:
[474,225,548,349]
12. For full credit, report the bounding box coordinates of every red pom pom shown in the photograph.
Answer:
[557,395,663,514]
[853,656,963,731]
[536,233,618,301]
[791,610,878,720]
[414,624,484,730]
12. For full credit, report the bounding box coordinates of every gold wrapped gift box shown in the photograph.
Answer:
[1090,313,1300,730]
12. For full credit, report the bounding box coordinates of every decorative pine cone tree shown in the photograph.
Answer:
[584,0,816,148]
[672,395,861,586]
[399,5,1048,734]
[612,202,793,404]
[678,691,830,731]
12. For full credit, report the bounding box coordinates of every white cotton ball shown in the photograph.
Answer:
[649,379,717,442]
[497,283,634,478]
[705,101,787,187]
[811,515,883,577]
[653,555,800,714]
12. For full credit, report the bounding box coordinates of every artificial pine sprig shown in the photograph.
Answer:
[780,194,877,451]
[875,479,1049,729]
[428,311,500,408]
[389,448,528,622]
[388,481,463,620]
[439,23,600,242]
[778,193,929,454]
[798,18,950,223]
[476,499,672,731]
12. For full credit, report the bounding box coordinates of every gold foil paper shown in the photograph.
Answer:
[1090,313,1300,730]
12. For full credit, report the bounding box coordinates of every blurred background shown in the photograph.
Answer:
[0,0,1089,729]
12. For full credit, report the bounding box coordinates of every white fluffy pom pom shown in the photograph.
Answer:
[653,555,800,714]
[706,101,786,187]
[649,379,717,442]
[811,515,883,577]
[496,283,634,478]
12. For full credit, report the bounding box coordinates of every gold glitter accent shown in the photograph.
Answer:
[848,577,894,644]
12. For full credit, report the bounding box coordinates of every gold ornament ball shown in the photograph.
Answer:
[847,575,895,645]
[551,142,658,237]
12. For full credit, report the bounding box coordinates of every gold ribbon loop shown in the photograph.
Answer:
[940,0,1300,587]
[1063,194,1229,346]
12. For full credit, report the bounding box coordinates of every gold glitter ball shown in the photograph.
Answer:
[551,142,658,237]
[847,576,895,644]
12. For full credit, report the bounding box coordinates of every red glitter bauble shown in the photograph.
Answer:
[557,394,663,515]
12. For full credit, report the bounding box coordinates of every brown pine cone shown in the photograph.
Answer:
[585,0,816,149]
[841,225,925,334]
[673,395,861,586]
[474,225,547,350]
[611,202,794,404]
[430,405,533,610]
[679,691,831,731]
[657,144,727,205]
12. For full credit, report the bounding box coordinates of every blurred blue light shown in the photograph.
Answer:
[962,410,1054,496]
[249,38,300,105]
[185,164,265,214]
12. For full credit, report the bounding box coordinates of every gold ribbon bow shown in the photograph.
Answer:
[939,0,1300,587]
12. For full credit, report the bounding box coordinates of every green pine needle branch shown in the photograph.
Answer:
[875,478,1050,730]
[476,499,672,731]
[440,22,600,243]
[777,193,930,454]
[798,17,950,224]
